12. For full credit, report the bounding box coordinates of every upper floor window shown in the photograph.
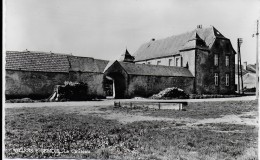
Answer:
[176,58,180,67]
[225,55,230,66]
[214,73,219,86]
[169,59,172,66]
[157,61,161,65]
[226,74,230,86]
[214,54,219,66]
[147,62,151,65]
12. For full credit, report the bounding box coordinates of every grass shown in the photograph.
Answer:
[109,100,258,120]
[5,100,258,159]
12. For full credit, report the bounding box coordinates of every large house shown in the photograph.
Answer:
[133,25,236,94]
[5,25,237,99]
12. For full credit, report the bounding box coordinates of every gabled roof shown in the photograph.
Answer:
[6,51,109,73]
[68,56,109,73]
[179,32,209,51]
[134,26,229,61]
[6,51,70,72]
[104,60,194,77]
[246,64,256,73]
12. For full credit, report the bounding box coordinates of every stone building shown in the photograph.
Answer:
[133,25,236,94]
[103,59,194,98]
[5,25,237,99]
[5,51,108,99]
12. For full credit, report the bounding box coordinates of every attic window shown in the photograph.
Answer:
[217,32,220,34]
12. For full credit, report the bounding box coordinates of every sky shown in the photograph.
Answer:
[4,0,260,64]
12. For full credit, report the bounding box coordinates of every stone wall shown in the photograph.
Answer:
[127,75,194,98]
[5,70,106,99]
[195,39,236,94]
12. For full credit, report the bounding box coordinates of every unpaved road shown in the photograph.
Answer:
[4,96,258,126]
[4,95,256,108]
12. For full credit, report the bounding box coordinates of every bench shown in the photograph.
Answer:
[114,101,188,111]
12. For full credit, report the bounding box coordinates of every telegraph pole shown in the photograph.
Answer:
[256,20,259,99]
[237,38,243,94]
[237,39,240,94]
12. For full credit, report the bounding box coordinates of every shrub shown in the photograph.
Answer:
[57,81,89,101]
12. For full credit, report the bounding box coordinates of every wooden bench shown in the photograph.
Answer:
[114,101,188,110]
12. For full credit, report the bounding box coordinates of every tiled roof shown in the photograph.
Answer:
[6,51,109,73]
[104,61,194,77]
[68,56,109,73]
[134,26,227,61]
[6,51,70,72]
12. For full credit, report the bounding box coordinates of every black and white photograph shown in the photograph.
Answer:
[3,0,260,159]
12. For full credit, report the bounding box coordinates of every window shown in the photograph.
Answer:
[169,59,172,66]
[226,74,230,86]
[147,62,151,65]
[214,54,219,66]
[175,58,180,67]
[143,63,145,64]
[214,73,219,86]
[157,61,161,65]
[225,55,230,66]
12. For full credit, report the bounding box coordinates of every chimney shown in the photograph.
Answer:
[197,25,202,29]
[243,61,247,70]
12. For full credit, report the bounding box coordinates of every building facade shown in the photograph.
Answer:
[134,26,236,94]
[5,51,108,99]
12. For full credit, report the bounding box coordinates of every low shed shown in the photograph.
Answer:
[103,60,194,98]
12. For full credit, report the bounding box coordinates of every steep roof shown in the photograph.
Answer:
[6,51,109,73]
[6,51,70,72]
[118,49,135,62]
[134,26,228,61]
[104,61,194,77]
[68,56,109,73]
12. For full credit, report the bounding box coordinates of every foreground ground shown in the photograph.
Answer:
[5,99,258,160]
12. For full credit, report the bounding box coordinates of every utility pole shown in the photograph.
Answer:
[237,39,240,94]
[256,20,259,99]
[238,38,244,94]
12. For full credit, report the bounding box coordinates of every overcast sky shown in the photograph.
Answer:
[4,0,260,64]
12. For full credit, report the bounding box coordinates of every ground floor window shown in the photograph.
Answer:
[157,61,161,65]
[214,73,219,86]
[226,73,230,86]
